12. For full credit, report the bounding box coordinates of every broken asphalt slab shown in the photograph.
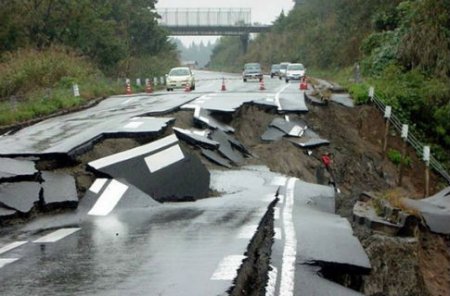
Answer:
[193,107,234,132]
[173,127,219,149]
[270,118,307,137]
[0,182,41,214]
[288,129,330,148]
[0,90,197,157]
[209,130,246,165]
[201,149,232,168]
[401,187,450,234]
[88,134,210,202]
[0,158,37,181]
[269,178,370,295]
[41,171,78,210]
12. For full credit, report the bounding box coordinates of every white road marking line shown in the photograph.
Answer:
[289,126,304,137]
[285,115,290,122]
[274,207,280,220]
[144,144,184,173]
[88,180,128,216]
[33,228,81,243]
[211,255,245,280]
[121,98,132,105]
[89,178,108,194]
[275,84,290,111]
[124,121,144,129]
[274,227,282,240]
[265,265,278,296]
[89,134,178,170]
[237,225,258,239]
[0,258,19,269]
[279,178,297,296]
[0,241,27,256]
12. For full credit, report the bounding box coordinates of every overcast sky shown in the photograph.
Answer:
[156,0,295,45]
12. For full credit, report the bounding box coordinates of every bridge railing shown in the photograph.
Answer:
[158,8,252,27]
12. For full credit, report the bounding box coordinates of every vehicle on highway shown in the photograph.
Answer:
[166,67,195,91]
[270,64,281,78]
[285,63,306,83]
[278,62,290,80]
[242,63,263,82]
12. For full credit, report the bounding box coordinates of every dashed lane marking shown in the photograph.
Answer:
[33,228,81,243]
[88,180,128,216]
[0,241,28,256]
[89,178,108,194]
[0,258,19,269]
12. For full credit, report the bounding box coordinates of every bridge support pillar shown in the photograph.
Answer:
[240,34,249,54]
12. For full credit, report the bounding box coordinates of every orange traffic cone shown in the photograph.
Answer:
[185,82,191,92]
[259,78,266,91]
[300,76,308,90]
[146,81,153,93]
[221,78,227,91]
[126,82,132,94]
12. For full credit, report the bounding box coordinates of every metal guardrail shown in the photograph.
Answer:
[369,92,450,184]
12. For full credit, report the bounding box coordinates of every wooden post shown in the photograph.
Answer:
[383,106,392,155]
[423,146,430,197]
[398,124,409,186]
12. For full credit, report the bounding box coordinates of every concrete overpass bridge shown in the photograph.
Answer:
[157,8,272,51]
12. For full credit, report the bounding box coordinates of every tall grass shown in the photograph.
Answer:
[0,46,123,126]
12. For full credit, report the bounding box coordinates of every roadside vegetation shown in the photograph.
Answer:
[209,0,450,171]
[0,0,179,126]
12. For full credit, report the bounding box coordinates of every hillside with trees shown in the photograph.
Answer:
[0,0,178,125]
[209,0,450,171]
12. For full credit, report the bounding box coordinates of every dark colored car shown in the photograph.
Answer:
[243,63,263,82]
[270,64,281,78]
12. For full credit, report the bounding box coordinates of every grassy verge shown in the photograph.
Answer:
[0,47,173,127]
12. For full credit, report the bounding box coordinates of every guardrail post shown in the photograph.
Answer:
[423,146,431,196]
[153,77,158,86]
[398,124,409,186]
[383,106,392,154]
[368,86,374,101]
[136,78,141,87]
[72,84,80,97]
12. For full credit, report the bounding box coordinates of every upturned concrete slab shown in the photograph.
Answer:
[288,129,330,148]
[0,158,37,181]
[41,172,78,209]
[261,127,285,142]
[88,134,210,202]
[193,107,235,132]
[331,93,354,108]
[0,182,41,214]
[201,149,233,168]
[173,127,219,149]
[402,187,450,234]
[270,118,307,137]
[210,130,245,165]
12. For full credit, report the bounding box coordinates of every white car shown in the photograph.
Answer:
[166,67,195,91]
[285,63,306,83]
